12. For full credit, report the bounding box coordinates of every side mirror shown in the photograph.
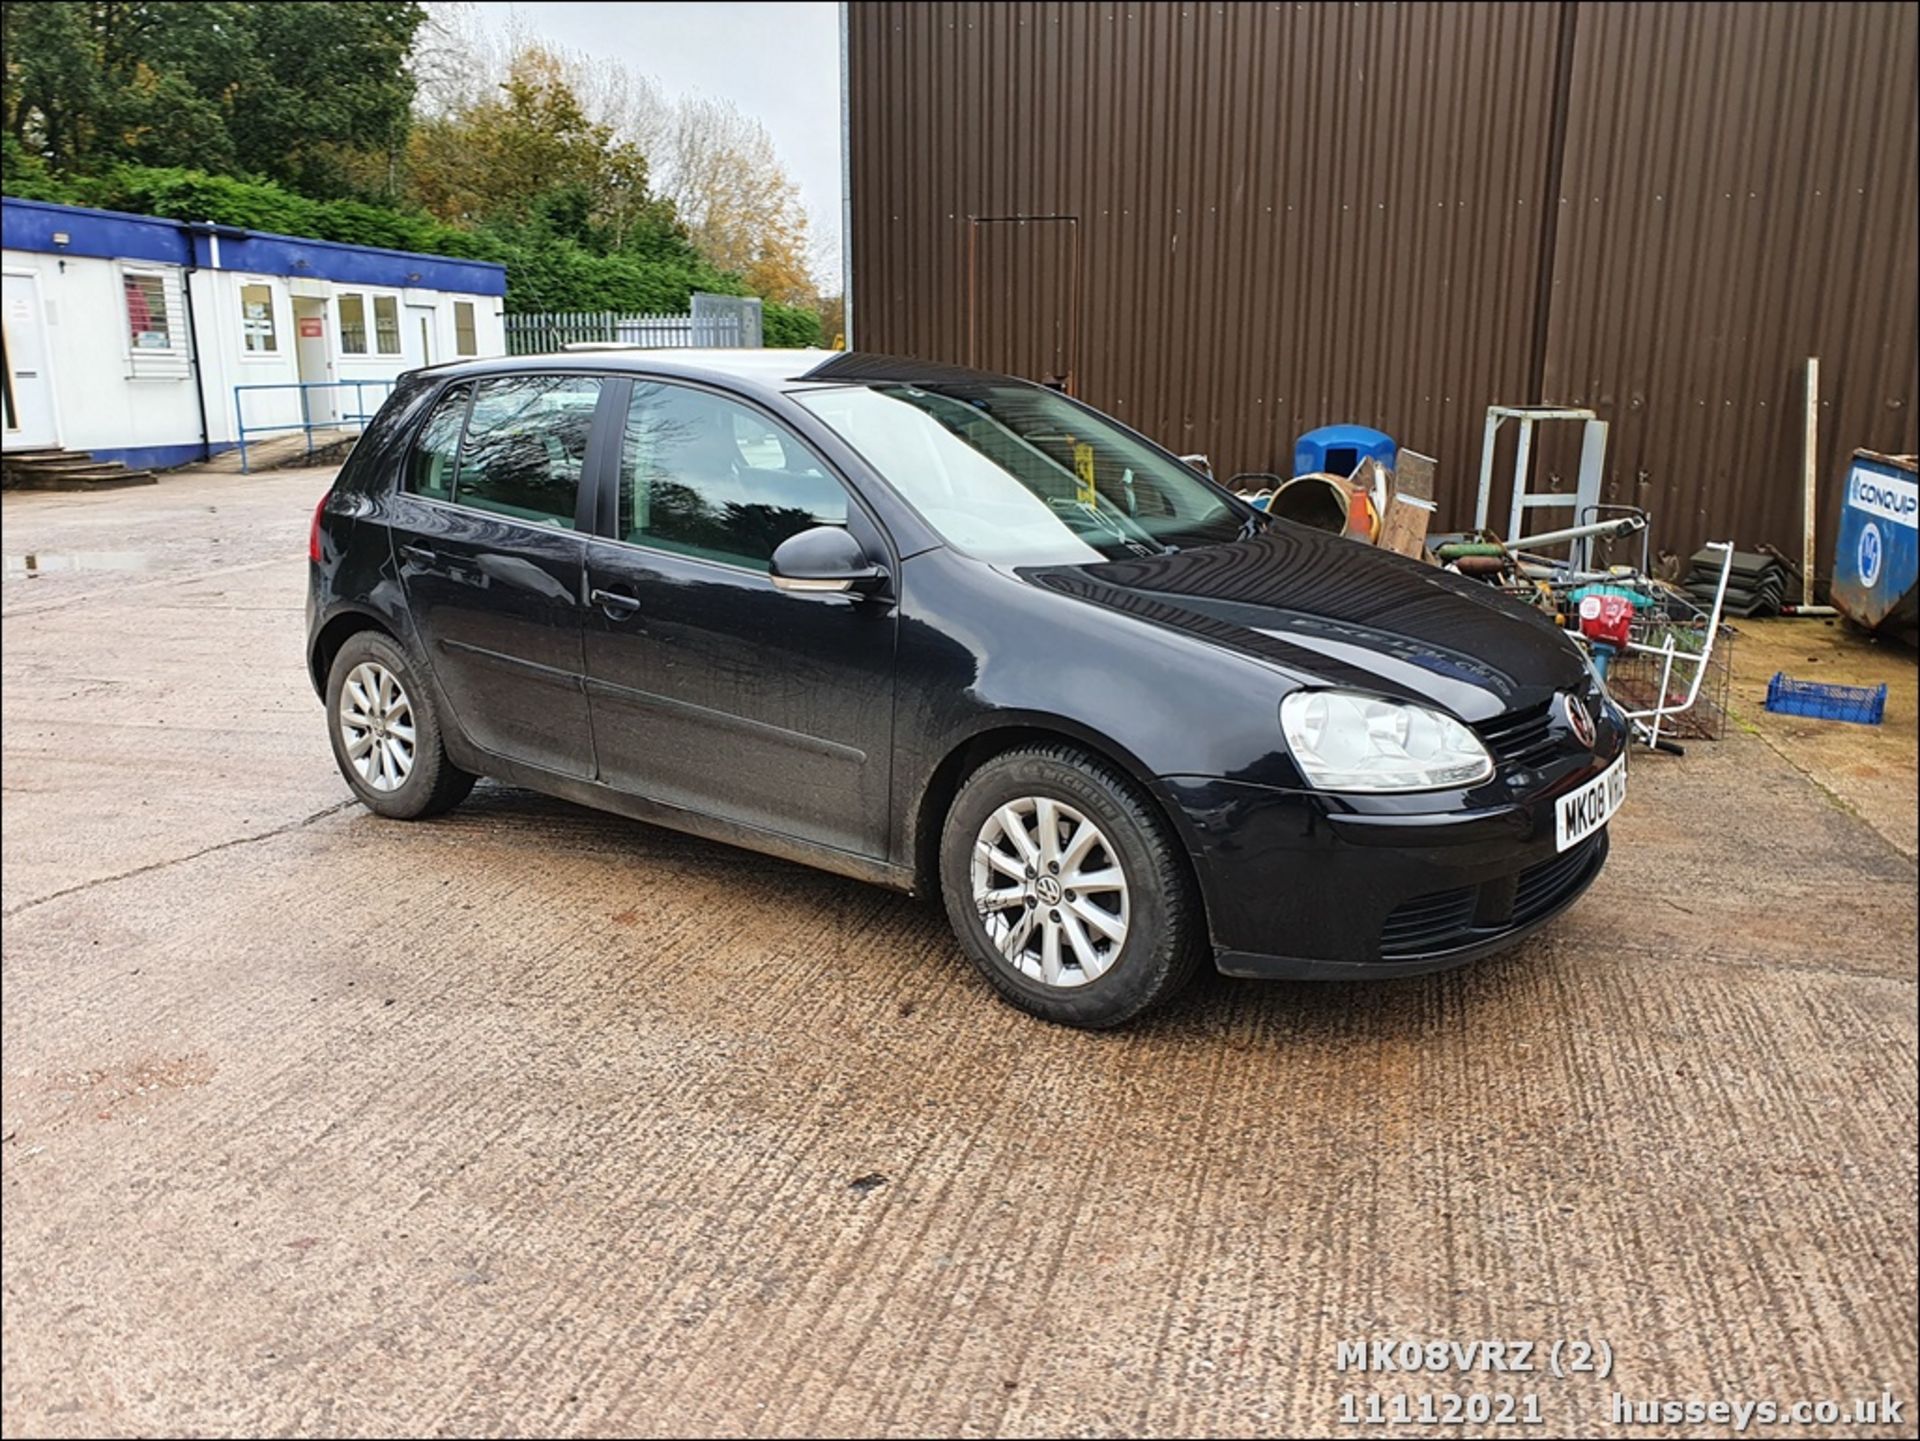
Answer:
[769,525,886,595]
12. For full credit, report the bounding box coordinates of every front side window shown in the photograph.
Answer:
[338,294,368,355]
[406,384,469,502]
[797,381,1247,565]
[123,271,175,350]
[620,383,846,570]
[373,295,402,355]
[240,283,277,353]
[449,375,600,527]
[453,301,478,357]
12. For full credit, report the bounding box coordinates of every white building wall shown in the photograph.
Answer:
[3,242,507,465]
[195,267,303,446]
[2,249,202,459]
[200,268,506,449]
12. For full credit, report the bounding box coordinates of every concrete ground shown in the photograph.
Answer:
[3,466,1915,1438]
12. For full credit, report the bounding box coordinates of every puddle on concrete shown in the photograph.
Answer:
[5,552,152,580]
[3,552,151,581]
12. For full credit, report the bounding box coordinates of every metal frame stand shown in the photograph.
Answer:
[1474,406,1609,569]
[1614,542,1735,750]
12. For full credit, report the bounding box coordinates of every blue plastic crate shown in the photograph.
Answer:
[1764,673,1888,725]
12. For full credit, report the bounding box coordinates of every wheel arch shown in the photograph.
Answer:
[908,714,1209,910]
[308,605,403,698]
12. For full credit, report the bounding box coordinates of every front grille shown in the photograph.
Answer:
[1476,701,1562,770]
[1513,834,1603,923]
[1380,886,1478,958]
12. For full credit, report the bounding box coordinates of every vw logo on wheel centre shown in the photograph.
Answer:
[1034,875,1063,906]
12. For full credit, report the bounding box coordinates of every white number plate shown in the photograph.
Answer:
[1555,754,1627,851]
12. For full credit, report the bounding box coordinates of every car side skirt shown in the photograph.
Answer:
[472,751,918,894]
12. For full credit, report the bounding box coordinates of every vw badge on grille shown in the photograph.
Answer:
[1564,693,1597,748]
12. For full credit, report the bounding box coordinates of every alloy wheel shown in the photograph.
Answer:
[971,796,1130,988]
[338,660,416,793]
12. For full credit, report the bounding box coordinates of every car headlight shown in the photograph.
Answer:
[1280,690,1495,792]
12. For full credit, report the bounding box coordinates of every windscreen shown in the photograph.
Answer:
[795,381,1253,564]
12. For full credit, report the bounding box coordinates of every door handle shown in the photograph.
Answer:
[591,587,642,617]
[399,543,438,565]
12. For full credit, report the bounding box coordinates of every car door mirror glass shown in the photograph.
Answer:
[769,525,885,594]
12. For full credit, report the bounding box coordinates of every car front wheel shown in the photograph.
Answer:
[325,631,475,819]
[939,744,1204,1027]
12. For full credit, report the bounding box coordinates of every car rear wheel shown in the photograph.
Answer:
[939,744,1204,1027]
[325,631,474,819]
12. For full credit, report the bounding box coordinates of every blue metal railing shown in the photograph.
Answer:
[233,379,396,473]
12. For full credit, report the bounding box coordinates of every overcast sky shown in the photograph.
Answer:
[468,2,843,286]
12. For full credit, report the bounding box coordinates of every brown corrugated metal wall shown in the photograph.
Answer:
[1542,2,1919,572]
[847,1,1919,574]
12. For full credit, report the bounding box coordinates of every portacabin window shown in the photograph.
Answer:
[338,294,369,355]
[239,282,278,354]
[453,300,478,357]
[123,270,176,350]
[373,295,402,355]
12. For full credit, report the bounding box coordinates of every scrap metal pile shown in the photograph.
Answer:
[1226,414,1908,752]
[1231,410,1740,754]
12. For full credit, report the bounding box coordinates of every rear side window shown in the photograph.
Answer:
[406,385,468,501]
[457,375,600,527]
[404,375,602,528]
[619,382,845,570]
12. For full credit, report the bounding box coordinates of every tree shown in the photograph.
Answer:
[406,43,673,252]
[3,2,425,198]
[816,293,846,350]
[655,97,819,307]
[399,17,828,301]
[230,2,427,198]
[3,1,105,166]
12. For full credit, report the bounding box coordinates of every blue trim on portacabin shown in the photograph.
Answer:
[212,229,505,297]
[1,197,188,266]
[0,197,507,297]
[76,441,236,471]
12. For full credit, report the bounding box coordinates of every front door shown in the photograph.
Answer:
[387,373,603,779]
[2,272,59,450]
[405,303,435,370]
[582,379,897,857]
[292,298,338,425]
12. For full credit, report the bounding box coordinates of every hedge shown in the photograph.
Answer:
[763,301,824,349]
[2,161,782,321]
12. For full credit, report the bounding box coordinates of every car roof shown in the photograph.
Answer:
[410,348,1031,398]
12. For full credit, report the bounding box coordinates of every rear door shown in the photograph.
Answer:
[387,373,605,778]
[580,378,897,857]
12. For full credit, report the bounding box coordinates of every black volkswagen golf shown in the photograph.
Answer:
[307,350,1627,1027]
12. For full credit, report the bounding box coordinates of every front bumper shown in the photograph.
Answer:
[1163,728,1624,980]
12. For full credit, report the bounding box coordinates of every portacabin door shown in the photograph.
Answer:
[580,378,897,858]
[2,272,60,450]
[385,373,607,779]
